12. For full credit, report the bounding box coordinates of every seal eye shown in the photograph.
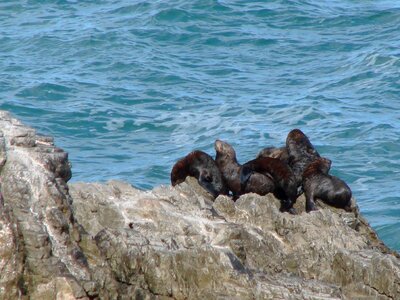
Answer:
[204,174,212,183]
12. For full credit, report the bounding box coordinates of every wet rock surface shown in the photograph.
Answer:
[0,110,399,299]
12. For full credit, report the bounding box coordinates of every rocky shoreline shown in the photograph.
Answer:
[0,110,399,299]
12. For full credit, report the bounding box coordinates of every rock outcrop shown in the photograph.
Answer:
[0,110,399,299]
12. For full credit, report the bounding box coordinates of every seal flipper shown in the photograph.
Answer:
[305,191,318,212]
[198,169,219,198]
[240,165,254,193]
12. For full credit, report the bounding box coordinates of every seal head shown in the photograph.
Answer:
[257,146,289,164]
[171,150,228,198]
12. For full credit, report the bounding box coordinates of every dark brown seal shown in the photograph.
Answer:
[241,157,297,214]
[302,157,352,212]
[171,150,228,198]
[286,129,320,187]
[257,146,289,164]
[214,140,275,198]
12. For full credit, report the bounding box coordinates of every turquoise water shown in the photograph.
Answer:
[0,1,399,251]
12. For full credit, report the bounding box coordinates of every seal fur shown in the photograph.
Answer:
[241,157,297,213]
[257,146,289,164]
[286,129,320,188]
[214,140,275,199]
[302,157,352,212]
[171,150,228,198]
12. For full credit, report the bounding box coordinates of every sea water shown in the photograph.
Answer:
[0,0,399,251]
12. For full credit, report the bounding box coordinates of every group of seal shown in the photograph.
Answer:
[171,129,352,213]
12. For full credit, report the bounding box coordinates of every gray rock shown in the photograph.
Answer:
[0,110,399,299]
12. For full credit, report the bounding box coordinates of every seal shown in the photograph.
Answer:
[302,157,352,212]
[257,146,289,164]
[170,150,228,198]
[214,140,275,198]
[286,129,320,187]
[241,157,297,214]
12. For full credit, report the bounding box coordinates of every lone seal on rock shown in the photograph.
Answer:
[241,157,298,214]
[286,129,320,188]
[171,150,228,198]
[302,157,352,212]
[214,140,275,199]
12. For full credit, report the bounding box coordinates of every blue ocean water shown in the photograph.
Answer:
[0,1,399,251]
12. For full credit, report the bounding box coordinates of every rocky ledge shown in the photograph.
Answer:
[0,110,399,299]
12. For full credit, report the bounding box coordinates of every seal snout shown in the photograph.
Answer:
[214,139,224,152]
[214,139,236,159]
[215,139,230,153]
